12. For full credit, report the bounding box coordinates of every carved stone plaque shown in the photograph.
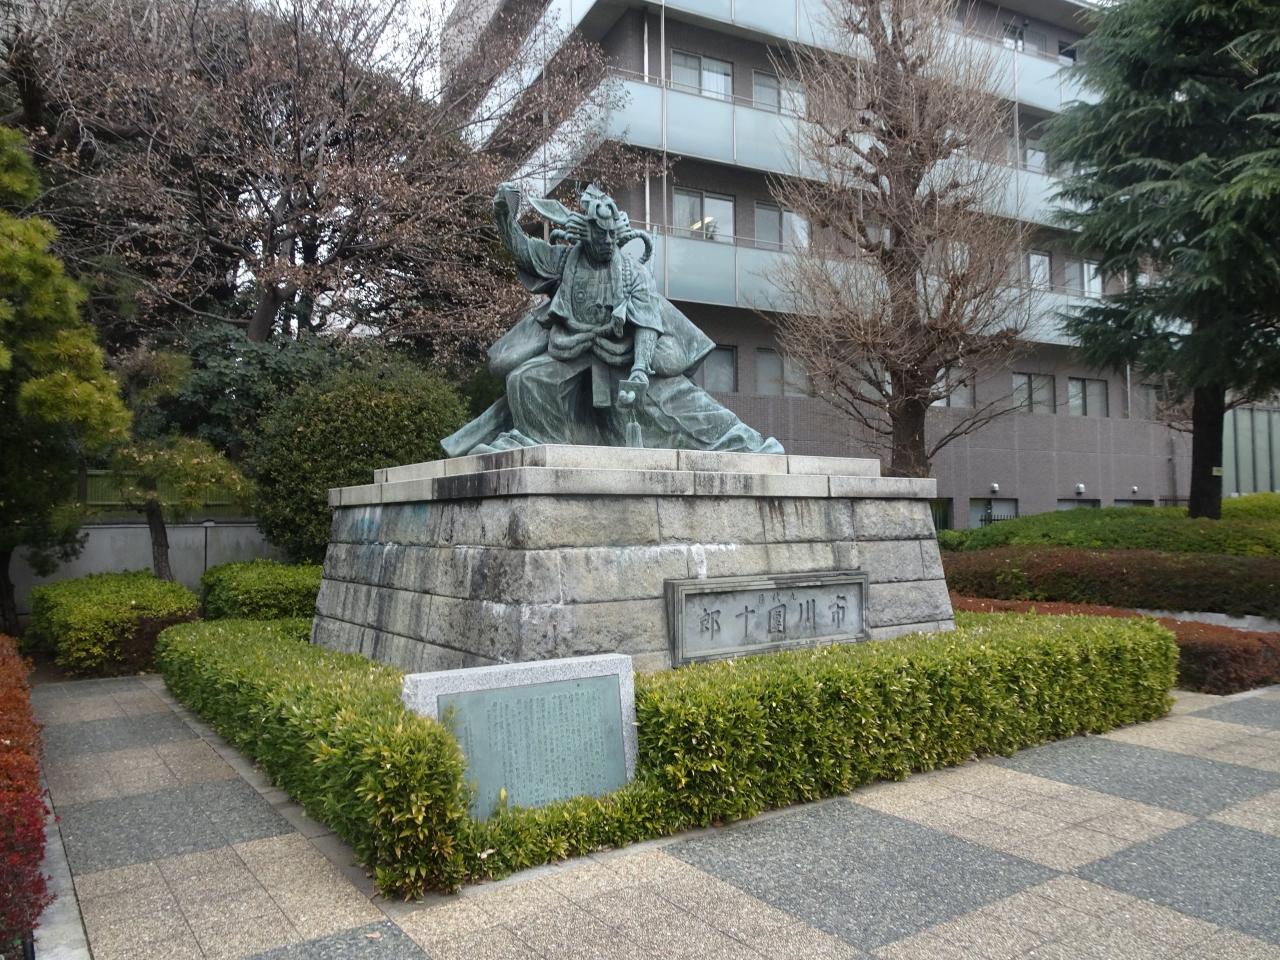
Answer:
[666,570,869,665]
[401,654,635,819]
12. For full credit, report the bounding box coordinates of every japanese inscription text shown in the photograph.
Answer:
[666,571,869,664]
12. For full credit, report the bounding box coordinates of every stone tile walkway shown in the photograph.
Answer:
[32,677,1280,960]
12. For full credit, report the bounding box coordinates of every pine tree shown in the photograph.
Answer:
[1047,0,1280,518]
[0,128,130,633]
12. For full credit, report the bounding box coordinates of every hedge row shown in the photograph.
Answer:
[200,560,322,620]
[156,613,1177,897]
[0,635,51,954]
[940,494,1280,555]
[951,596,1280,695]
[27,572,199,675]
[943,547,1280,619]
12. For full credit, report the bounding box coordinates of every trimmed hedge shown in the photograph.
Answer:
[951,595,1280,695]
[201,560,322,620]
[27,572,199,675]
[942,494,1280,555]
[0,635,52,954]
[944,547,1280,619]
[157,612,1176,897]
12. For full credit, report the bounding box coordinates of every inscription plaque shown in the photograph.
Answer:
[666,570,869,664]
[401,654,635,819]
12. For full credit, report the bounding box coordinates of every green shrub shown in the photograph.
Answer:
[157,612,1175,897]
[942,494,1280,555]
[201,560,322,619]
[247,364,468,561]
[28,572,198,675]
[944,547,1280,618]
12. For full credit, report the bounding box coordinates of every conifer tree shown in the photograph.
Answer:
[1048,0,1280,518]
[0,128,130,633]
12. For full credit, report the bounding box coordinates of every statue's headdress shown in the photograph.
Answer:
[579,185,622,231]
[525,183,653,264]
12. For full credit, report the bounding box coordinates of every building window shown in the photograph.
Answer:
[1026,250,1051,288]
[930,499,953,531]
[673,188,735,242]
[1064,257,1103,297]
[757,348,784,396]
[1013,372,1055,414]
[752,71,805,115]
[1067,377,1108,417]
[1113,499,1155,507]
[693,346,737,393]
[931,368,975,408]
[783,354,811,396]
[970,498,1019,527]
[1058,41,1077,65]
[1129,383,1161,420]
[755,202,808,250]
[1057,498,1102,510]
[672,50,732,101]
[1003,21,1047,56]
[1022,134,1047,173]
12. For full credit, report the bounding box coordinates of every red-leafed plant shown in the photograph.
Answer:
[0,634,52,955]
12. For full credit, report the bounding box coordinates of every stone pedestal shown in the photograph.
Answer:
[312,445,954,673]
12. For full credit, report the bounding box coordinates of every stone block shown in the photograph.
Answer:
[920,540,945,580]
[852,499,937,540]
[524,445,680,472]
[656,497,767,544]
[867,620,953,641]
[378,477,434,505]
[550,599,670,658]
[858,539,928,583]
[558,545,691,603]
[829,475,936,499]
[786,455,880,477]
[339,483,381,507]
[692,472,830,498]
[434,467,695,500]
[866,579,952,627]
[684,541,847,580]
[437,497,663,549]
[758,498,857,544]
[676,450,789,474]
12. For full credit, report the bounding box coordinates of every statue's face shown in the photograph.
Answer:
[584,221,617,264]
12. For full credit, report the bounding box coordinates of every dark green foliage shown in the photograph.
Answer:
[28,572,198,675]
[1047,0,1280,517]
[246,364,468,561]
[942,495,1280,555]
[200,560,322,619]
[944,547,1280,618]
[157,613,1175,897]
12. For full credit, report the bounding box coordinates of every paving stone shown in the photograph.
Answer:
[37,693,127,725]
[505,901,627,955]
[81,901,203,960]
[247,921,428,959]
[412,924,537,960]
[1192,697,1280,732]
[995,736,1280,815]
[580,887,744,957]
[58,779,293,874]
[396,899,497,949]
[1079,820,1280,944]
[41,711,198,761]
[73,860,167,900]
[669,802,1054,951]
[1211,789,1280,837]
[1175,930,1280,959]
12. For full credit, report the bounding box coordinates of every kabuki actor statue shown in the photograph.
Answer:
[442,183,783,456]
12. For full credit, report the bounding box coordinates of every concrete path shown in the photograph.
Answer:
[31,677,1280,960]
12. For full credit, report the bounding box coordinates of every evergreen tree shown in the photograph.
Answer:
[1047,0,1280,518]
[0,128,130,633]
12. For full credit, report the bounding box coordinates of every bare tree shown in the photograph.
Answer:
[2,0,623,360]
[768,0,1037,477]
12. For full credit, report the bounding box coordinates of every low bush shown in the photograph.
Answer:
[28,571,198,675]
[201,560,322,620]
[944,547,1280,619]
[951,595,1280,695]
[942,494,1280,555]
[0,635,52,954]
[157,612,1176,897]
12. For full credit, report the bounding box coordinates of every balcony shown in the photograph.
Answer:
[470,0,1095,149]
[629,227,1093,346]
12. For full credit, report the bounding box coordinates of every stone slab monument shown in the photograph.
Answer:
[312,182,953,673]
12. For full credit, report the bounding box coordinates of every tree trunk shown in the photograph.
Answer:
[246,284,284,342]
[0,547,19,637]
[889,396,931,478]
[1187,382,1226,520]
[144,499,175,581]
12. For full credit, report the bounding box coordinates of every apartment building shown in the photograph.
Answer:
[453,0,1280,526]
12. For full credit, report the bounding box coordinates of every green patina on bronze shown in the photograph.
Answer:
[442,183,783,456]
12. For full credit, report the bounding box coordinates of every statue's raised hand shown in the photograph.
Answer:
[493,182,522,215]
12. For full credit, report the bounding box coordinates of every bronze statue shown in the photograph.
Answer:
[442,183,783,456]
